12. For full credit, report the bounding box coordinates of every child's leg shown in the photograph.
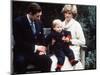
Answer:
[54,50,65,71]
[64,48,78,66]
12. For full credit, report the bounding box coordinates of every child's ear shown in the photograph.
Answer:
[53,28,55,30]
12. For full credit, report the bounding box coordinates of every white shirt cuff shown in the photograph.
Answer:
[34,45,39,53]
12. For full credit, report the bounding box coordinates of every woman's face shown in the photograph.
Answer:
[64,11,73,22]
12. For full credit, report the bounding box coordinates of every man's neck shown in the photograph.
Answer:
[27,14,35,23]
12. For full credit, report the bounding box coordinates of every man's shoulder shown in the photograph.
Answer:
[14,16,27,22]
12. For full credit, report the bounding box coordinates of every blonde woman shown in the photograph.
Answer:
[62,4,86,69]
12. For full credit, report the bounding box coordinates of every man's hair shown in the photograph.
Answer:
[27,3,42,15]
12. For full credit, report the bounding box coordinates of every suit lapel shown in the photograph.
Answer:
[24,16,42,35]
[23,16,34,35]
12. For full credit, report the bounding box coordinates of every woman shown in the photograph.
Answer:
[62,4,86,69]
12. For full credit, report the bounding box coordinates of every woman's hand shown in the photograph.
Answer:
[65,37,70,42]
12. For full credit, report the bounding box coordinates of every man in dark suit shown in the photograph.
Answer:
[13,3,52,74]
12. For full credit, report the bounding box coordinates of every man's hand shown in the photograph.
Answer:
[39,51,46,55]
[37,45,47,52]
[36,45,46,55]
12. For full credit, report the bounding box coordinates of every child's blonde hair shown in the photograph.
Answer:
[52,19,62,28]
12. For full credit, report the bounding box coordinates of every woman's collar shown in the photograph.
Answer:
[63,18,74,29]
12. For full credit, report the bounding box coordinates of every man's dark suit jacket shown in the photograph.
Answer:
[13,16,45,53]
[13,16,52,73]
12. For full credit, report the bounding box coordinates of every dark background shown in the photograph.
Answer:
[12,1,96,70]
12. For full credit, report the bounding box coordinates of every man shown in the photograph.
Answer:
[13,3,52,74]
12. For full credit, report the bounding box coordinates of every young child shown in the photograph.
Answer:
[46,19,78,71]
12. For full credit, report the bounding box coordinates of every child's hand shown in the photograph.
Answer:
[51,39,56,45]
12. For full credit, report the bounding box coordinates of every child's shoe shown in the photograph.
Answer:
[55,67,61,72]
[70,60,78,66]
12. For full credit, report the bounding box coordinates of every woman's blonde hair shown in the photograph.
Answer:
[62,4,77,18]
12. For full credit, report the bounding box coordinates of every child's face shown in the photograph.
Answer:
[53,24,63,33]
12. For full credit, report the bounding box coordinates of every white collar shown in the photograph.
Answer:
[27,14,35,25]
[27,14,31,24]
[63,18,75,29]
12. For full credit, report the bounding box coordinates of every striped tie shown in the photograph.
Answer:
[30,22,36,34]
